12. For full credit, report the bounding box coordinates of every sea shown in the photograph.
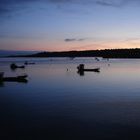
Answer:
[1,57,140,139]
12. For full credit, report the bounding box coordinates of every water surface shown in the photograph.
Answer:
[1,57,140,139]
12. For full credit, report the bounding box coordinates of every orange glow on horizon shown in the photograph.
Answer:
[1,38,140,51]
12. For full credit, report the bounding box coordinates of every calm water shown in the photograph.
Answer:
[1,57,140,139]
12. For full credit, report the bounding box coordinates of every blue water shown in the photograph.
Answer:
[1,57,140,139]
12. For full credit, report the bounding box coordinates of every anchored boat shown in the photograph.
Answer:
[24,61,35,65]
[0,73,28,83]
[10,63,25,70]
[77,64,100,73]
[0,72,4,79]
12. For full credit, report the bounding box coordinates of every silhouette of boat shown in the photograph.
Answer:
[0,73,28,83]
[77,64,100,73]
[82,68,100,72]
[10,63,25,69]
[0,72,4,83]
[0,72,4,79]
[24,61,35,65]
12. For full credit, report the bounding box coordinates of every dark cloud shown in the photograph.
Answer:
[65,38,85,42]
[78,38,85,41]
[0,0,40,16]
[0,0,139,16]
[95,0,140,7]
[65,38,76,42]
[47,0,140,7]
[95,0,123,7]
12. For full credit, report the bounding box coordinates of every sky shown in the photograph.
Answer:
[1,0,140,51]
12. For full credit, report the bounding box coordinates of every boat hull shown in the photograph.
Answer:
[1,75,28,83]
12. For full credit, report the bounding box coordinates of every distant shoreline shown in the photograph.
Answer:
[7,48,140,59]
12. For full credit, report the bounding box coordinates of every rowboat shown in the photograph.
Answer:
[77,64,100,73]
[10,63,25,69]
[1,74,28,83]
[0,72,4,79]
[24,61,35,65]
[82,68,100,72]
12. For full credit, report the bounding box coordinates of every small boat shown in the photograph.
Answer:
[0,72,4,77]
[83,68,100,72]
[24,61,35,65]
[0,72,4,79]
[10,63,25,69]
[17,75,28,79]
[1,74,28,83]
[77,64,100,73]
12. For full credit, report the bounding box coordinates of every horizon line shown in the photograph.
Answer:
[1,47,140,53]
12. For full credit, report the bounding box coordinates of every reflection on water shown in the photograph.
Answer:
[1,58,140,139]
[77,69,85,76]
[0,81,4,87]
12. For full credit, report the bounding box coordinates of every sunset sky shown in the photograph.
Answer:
[1,0,140,51]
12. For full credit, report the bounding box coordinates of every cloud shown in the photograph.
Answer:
[65,38,76,42]
[48,0,140,7]
[0,0,40,16]
[95,0,124,7]
[78,38,85,41]
[93,0,140,8]
[0,0,140,17]
[65,38,86,42]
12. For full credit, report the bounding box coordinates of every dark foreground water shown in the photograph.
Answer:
[1,57,140,139]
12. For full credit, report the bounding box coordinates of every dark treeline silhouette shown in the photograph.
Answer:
[10,48,140,58]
